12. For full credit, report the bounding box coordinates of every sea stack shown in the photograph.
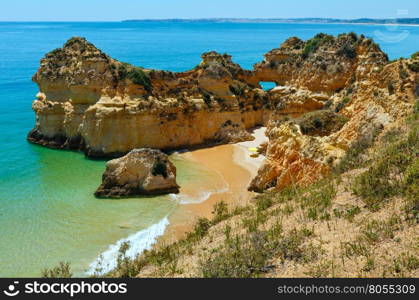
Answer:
[95,148,180,198]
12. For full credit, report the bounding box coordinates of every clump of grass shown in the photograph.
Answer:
[242,211,268,233]
[393,253,419,272]
[211,201,229,223]
[255,193,274,211]
[403,159,419,220]
[333,205,361,222]
[383,252,419,277]
[342,214,403,261]
[361,216,402,243]
[299,179,336,220]
[192,218,211,239]
[341,240,370,258]
[333,126,382,174]
[113,242,140,278]
[41,262,72,278]
[201,231,272,278]
[305,260,334,277]
[362,257,375,272]
[352,114,418,210]
[200,225,313,278]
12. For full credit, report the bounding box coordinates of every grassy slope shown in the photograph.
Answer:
[43,101,418,278]
[98,101,418,278]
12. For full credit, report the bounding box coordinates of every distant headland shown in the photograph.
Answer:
[122,17,419,25]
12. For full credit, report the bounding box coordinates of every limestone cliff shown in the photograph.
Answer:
[249,39,418,191]
[28,38,271,157]
[28,34,417,192]
[252,33,388,92]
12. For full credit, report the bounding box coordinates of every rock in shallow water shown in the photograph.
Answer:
[95,148,180,198]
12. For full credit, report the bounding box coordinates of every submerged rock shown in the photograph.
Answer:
[95,149,179,198]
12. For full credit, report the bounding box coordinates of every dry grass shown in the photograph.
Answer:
[43,102,418,278]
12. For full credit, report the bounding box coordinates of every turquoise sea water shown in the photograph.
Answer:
[0,22,418,277]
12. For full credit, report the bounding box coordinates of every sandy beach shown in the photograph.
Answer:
[158,127,267,244]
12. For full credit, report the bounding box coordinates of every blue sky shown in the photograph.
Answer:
[0,0,418,21]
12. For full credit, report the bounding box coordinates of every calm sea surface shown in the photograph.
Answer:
[0,21,417,277]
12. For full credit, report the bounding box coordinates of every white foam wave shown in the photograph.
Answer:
[178,187,229,204]
[168,193,180,201]
[86,216,170,276]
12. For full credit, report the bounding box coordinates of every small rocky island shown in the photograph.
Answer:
[95,148,179,198]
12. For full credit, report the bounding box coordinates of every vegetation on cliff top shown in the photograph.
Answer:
[301,33,334,59]
[115,63,152,91]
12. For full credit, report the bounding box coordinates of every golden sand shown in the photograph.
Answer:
[159,127,267,244]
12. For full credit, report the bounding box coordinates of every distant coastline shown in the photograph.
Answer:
[122,17,419,26]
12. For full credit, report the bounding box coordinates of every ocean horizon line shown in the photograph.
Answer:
[0,17,418,25]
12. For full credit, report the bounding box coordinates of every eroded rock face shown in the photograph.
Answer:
[28,37,271,157]
[29,34,388,158]
[28,34,418,193]
[250,51,418,192]
[252,33,389,92]
[95,149,179,197]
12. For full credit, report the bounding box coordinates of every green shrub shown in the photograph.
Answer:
[41,262,72,278]
[127,68,151,90]
[333,126,382,174]
[352,104,418,210]
[255,194,273,211]
[118,64,128,79]
[201,231,271,278]
[301,33,334,59]
[408,62,419,72]
[337,43,357,59]
[352,141,413,210]
[212,201,229,224]
[193,218,211,238]
[200,226,311,278]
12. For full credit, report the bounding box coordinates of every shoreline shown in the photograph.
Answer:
[86,127,268,275]
[153,127,267,246]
